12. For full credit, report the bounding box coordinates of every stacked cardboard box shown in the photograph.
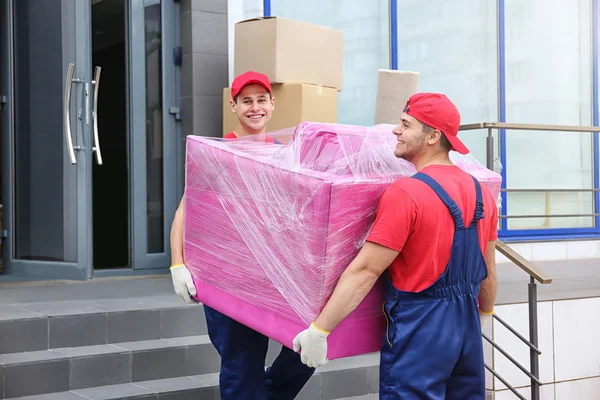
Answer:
[374,69,420,125]
[223,17,344,135]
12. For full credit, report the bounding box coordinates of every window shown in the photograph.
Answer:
[505,0,593,230]
[396,0,498,164]
[270,0,390,126]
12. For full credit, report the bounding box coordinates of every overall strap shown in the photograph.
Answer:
[471,175,484,225]
[412,172,465,228]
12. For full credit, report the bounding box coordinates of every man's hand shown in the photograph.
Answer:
[479,309,493,330]
[293,323,329,368]
[170,264,197,304]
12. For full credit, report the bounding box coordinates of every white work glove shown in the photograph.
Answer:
[170,264,197,304]
[293,323,329,368]
[479,309,493,330]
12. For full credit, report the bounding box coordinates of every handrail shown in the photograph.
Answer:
[457,122,600,179]
[492,313,542,354]
[460,121,600,133]
[502,188,600,192]
[459,122,599,227]
[495,241,552,284]
[485,363,528,400]
[500,213,600,219]
[491,240,550,400]
[483,333,543,385]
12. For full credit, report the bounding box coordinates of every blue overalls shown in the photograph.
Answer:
[204,305,315,399]
[380,172,488,399]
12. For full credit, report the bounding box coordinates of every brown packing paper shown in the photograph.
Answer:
[223,83,338,136]
[374,69,420,125]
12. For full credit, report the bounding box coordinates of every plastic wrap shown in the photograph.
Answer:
[183,122,502,359]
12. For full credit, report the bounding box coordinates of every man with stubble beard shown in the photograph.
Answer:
[294,93,498,399]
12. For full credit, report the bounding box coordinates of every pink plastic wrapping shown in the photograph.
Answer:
[184,122,502,360]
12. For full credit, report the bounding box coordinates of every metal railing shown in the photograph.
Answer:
[485,241,552,400]
[459,122,600,223]
[459,121,600,172]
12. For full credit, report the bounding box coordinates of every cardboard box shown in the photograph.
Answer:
[374,69,419,125]
[222,83,338,135]
[234,17,343,90]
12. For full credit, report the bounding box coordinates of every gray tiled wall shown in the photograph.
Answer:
[180,0,229,141]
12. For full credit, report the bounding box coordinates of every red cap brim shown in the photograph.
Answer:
[446,135,469,154]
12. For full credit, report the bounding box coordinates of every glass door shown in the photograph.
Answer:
[129,0,179,271]
[3,0,94,279]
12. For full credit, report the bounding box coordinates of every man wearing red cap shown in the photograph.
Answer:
[223,70,278,142]
[293,93,498,399]
[169,71,314,399]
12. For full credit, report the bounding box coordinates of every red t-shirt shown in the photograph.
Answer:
[366,164,499,292]
[224,132,277,143]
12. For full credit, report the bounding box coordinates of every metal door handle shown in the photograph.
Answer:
[92,66,103,165]
[64,63,77,164]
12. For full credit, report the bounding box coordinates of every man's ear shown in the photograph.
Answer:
[427,129,443,145]
[270,96,275,111]
[230,99,237,114]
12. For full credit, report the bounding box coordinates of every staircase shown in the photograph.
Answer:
[0,277,380,399]
[4,240,587,399]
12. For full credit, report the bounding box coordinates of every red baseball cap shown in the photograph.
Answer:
[231,71,272,100]
[403,92,468,154]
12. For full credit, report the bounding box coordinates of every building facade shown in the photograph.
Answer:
[0,0,185,279]
[231,0,600,255]
[0,0,598,280]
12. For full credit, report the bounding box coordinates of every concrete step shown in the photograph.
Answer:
[0,336,218,398]
[5,375,221,399]
[0,278,379,399]
[333,390,495,400]
[8,370,364,400]
[0,297,206,354]
[334,395,379,400]
[0,331,380,399]
[4,355,380,400]
[0,277,503,399]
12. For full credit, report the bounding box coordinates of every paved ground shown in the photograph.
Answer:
[0,274,174,304]
[0,258,597,307]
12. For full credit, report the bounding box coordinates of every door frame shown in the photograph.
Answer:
[0,0,12,275]
[1,0,93,280]
[95,0,179,276]
[0,0,180,280]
